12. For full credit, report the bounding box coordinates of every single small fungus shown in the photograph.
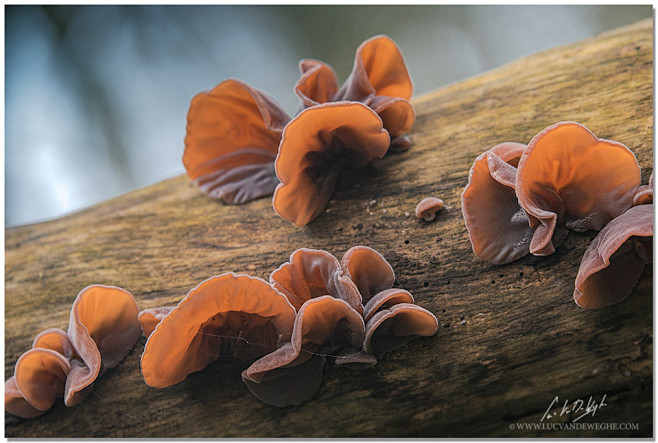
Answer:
[272,101,390,226]
[462,142,534,264]
[574,204,653,309]
[516,122,641,256]
[140,273,296,388]
[242,296,365,407]
[183,79,290,203]
[415,197,445,221]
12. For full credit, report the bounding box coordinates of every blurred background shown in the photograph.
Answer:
[5,5,652,227]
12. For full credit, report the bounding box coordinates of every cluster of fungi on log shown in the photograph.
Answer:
[140,247,437,407]
[462,121,653,309]
[183,35,415,226]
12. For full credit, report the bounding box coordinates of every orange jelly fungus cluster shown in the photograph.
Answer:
[139,246,437,407]
[5,286,141,418]
[183,35,415,226]
[461,121,653,308]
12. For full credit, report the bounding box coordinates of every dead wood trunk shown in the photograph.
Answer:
[5,18,653,438]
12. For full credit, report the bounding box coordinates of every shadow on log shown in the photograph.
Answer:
[5,18,653,438]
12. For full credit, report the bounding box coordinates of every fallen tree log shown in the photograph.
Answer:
[5,18,653,438]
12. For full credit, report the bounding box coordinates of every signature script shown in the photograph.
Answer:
[541,395,607,423]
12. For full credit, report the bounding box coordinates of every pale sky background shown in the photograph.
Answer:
[5,4,653,226]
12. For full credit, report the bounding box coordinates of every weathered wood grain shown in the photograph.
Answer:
[5,18,653,438]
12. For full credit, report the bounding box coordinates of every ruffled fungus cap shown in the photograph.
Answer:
[183,79,290,203]
[65,285,141,406]
[462,142,532,264]
[270,248,363,313]
[364,303,438,354]
[242,296,365,407]
[5,349,71,418]
[335,35,413,103]
[340,246,395,304]
[294,59,340,109]
[336,35,414,141]
[272,101,390,226]
[363,288,415,322]
[574,204,653,309]
[5,285,141,417]
[516,122,641,256]
[140,273,296,388]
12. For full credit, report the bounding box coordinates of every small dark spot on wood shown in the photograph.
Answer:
[491,280,495,284]
[459,315,464,321]
[446,279,451,284]
[354,223,364,231]
[442,309,446,313]
[443,323,450,328]
[436,237,443,243]
[519,271,524,277]
[423,282,429,287]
